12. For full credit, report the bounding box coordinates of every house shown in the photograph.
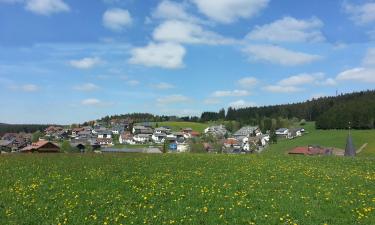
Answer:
[233,126,261,141]
[288,128,303,139]
[71,128,85,137]
[71,138,100,150]
[75,130,94,140]
[97,131,112,139]
[276,128,289,138]
[154,127,171,134]
[111,126,124,135]
[224,138,241,148]
[182,128,193,133]
[21,141,60,153]
[133,134,151,143]
[132,126,153,135]
[0,140,12,152]
[204,125,228,138]
[92,127,107,135]
[152,133,167,143]
[96,138,113,146]
[1,133,32,150]
[119,132,135,144]
[44,126,67,139]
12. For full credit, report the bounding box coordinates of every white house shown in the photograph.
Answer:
[276,128,289,137]
[119,133,135,145]
[152,133,166,143]
[97,131,112,139]
[133,134,151,143]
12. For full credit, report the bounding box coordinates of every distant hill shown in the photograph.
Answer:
[201,90,375,130]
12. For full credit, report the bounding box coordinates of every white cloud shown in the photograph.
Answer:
[25,0,70,15]
[153,0,204,24]
[263,85,303,93]
[73,83,99,91]
[278,73,325,86]
[9,83,39,92]
[363,48,375,66]
[157,94,191,105]
[246,16,324,42]
[343,2,375,25]
[212,89,250,97]
[129,42,186,69]
[126,80,140,86]
[320,78,337,86]
[229,99,256,108]
[152,82,175,90]
[336,67,375,83]
[204,98,221,105]
[81,98,101,106]
[238,77,258,88]
[243,44,321,66]
[191,0,269,23]
[69,57,102,69]
[153,20,234,45]
[103,8,132,31]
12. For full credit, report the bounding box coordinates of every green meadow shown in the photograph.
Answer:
[1,122,375,224]
[0,154,374,225]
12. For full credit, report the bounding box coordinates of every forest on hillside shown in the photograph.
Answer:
[201,90,375,129]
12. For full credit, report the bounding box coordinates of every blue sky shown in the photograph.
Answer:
[0,0,375,124]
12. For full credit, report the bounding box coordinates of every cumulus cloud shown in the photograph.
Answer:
[343,2,375,25]
[278,73,325,86]
[263,85,303,93]
[204,98,221,105]
[103,8,132,31]
[152,82,175,90]
[229,99,256,108]
[212,89,250,97]
[73,83,99,91]
[363,48,375,66]
[243,44,321,66]
[152,0,205,24]
[237,77,258,88]
[336,67,375,83]
[126,80,140,86]
[153,20,234,45]
[129,42,186,69]
[81,98,102,106]
[246,16,324,42]
[1,0,70,15]
[191,0,269,23]
[157,94,191,105]
[69,57,102,69]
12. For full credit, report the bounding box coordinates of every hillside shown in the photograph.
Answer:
[146,122,209,133]
[266,122,375,156]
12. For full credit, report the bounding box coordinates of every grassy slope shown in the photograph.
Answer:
[266,122,375,156]
[149,122,209,133]
[0,154,374,225]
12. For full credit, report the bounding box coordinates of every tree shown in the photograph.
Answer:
[32,131,43,142]
[60,140,73,153]
[84,144,93,153]
[270,128,277,144]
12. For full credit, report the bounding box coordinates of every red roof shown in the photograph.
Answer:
[21,141,60,152]
[224,138,239,145]
[289,146,330,155]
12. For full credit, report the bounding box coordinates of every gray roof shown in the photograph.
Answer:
[234,126,259,136]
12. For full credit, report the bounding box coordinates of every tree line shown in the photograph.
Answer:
[200,90,375,129]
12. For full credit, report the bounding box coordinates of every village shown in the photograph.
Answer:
[0,118,309,155]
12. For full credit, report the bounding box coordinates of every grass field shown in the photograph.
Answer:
[267,122,375,156]
[0,154,374,225]
[147,122,209,133]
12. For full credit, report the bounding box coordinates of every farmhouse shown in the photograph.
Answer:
[119,132,135,144]
[132,126,153,135]
[133,134,151,143]
[21,141,60,153]
[204,125,228,138]
[233,126,261,141]
[276,128,289,138]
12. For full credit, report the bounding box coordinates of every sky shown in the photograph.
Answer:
[0,0,375,124]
